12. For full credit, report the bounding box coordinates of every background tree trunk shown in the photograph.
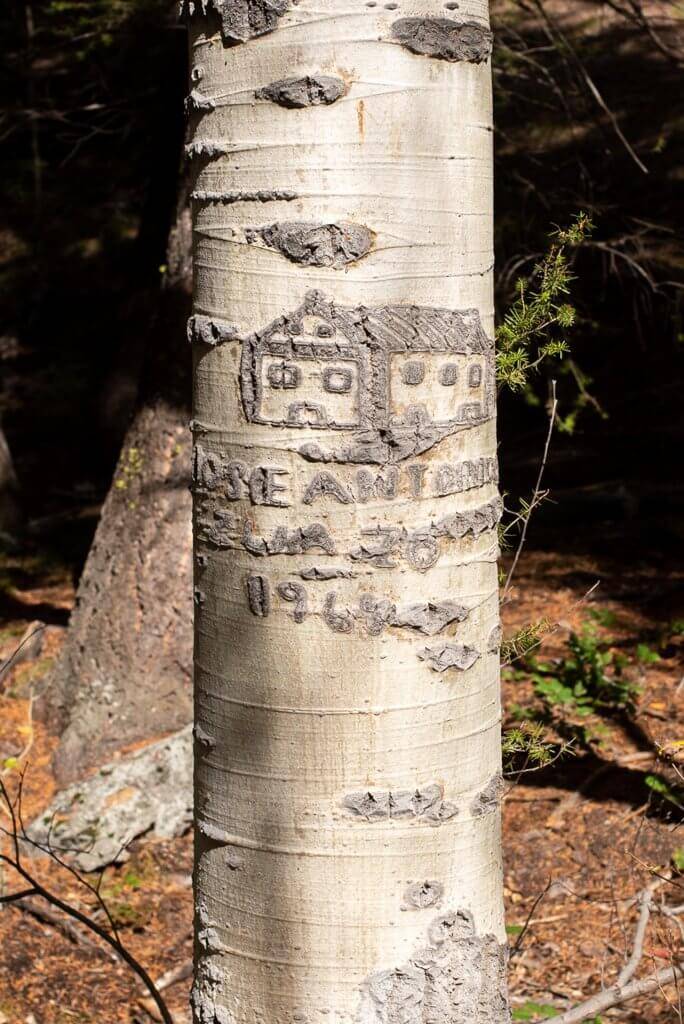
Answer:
[0,423,21,540]
[46,204,194,784]
[189,2,508,1022]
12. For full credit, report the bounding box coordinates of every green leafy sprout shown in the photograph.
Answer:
[496,212,594,394]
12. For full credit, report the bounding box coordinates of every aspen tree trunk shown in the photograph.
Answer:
[187,3,508,1022]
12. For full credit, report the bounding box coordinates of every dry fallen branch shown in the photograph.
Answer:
[503,380,558,601]
[616,887,653,987]
[550,962,684,1023]
[549,874,683,1023]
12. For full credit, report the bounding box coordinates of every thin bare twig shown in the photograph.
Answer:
[0,625,46,685]
[0,886,37,903]
[510,878,553,958]
[503,380,558,599]
[529,0,649,175]
[0,776,173,1024]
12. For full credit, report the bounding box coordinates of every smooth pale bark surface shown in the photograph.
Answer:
[189,2,508,1022]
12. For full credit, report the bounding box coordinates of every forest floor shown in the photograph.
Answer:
[0,540,683,1024]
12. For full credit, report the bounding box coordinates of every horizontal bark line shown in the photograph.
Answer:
[193,690,502,716]
[186,138,492,156]
[189,262,497,285]
[196,818,503,856]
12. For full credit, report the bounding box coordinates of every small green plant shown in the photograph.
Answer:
[496,212,593,393]
[505,923,524,937]
[672,848,684,872]
[644,773,684,812]
[97,855,156,929]
[507,621,655,751]
[529,623,640,718]
[511,1002,557,1021]
[635,643,661,665]
[587,607,617,628]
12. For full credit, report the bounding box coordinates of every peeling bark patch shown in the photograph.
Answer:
[191,188,298,203]
[299,566,356,581]
[194,723,216,751]
[403,880,444,910]
[186,88,216,112]
[185,140,228,159]
[393,601,468,636]
[391,18,493,64]
[256,75,347,108]
[344,790,390,820]
[487,624,502,653]
[253,222,373,268]
[191,957,234,1024]
[198,926,228,953]
[471,773,504,817]
[343,784,457,823]
[187,314,239,347]
[181,0,289,45]
[361,909,510,1023]
[197,818,233,844]
[433,496,503,539]
[246,574,270,616]
[419,641,480,673]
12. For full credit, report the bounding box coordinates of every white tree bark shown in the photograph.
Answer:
[187,2,508,1022]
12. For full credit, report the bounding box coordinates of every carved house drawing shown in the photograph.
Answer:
[240,291,494,464]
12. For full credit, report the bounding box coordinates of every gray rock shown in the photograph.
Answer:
[27,726,192,871]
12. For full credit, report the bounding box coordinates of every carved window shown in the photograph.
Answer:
[322,366,353,394]
[468,364,483,388]
[267,362,301,389]
[439,363,459,386]
[401,361,425,385]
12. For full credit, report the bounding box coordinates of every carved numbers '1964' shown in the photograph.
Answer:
[192,292,499,671]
